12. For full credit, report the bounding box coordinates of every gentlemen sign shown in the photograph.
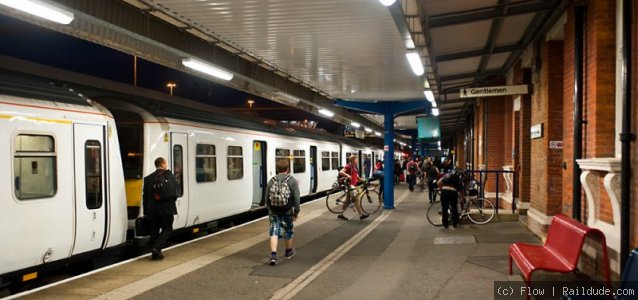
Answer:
[459,85,528,98]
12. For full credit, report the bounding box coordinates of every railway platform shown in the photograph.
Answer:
[14,185,553,300]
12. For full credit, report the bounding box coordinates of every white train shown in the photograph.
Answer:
[0,74,383,286]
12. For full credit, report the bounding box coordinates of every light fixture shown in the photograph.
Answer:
[318,108,334,117]
[374,131,381,136]
[364,127,373,133]
[424,80,430,89]
[0,0,74,24]
[378,0,396,6]
[405,38,415,49]
[166,82,176,95]
[350,122,360,128]
[182,58,233,81]
[424,90,435,102]
[432,108,439,116]
[405,51,424,76]
[431,101,438,108]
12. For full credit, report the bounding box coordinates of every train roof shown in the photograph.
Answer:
[0,72,90,106]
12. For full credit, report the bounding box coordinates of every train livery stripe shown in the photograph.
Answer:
[0,114,72,124]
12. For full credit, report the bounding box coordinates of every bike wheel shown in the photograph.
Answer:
[359,190,381,214]
[326,190,348,214]
[467,198,495,224]
[426,201,445,226]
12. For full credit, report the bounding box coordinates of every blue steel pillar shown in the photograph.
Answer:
[334,98,430,209]
[383,113,395,209]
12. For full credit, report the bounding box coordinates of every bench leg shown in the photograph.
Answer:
[508,255,512,275]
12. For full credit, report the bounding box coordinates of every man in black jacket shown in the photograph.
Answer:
[143,157,178,260]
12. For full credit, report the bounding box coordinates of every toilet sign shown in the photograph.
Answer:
[460,85,528,98]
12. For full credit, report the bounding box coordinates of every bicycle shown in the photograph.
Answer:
[426,178,495,226]
[326,179,382,215]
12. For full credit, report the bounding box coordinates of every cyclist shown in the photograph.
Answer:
[437,164,464,228]
[337,155,370,221]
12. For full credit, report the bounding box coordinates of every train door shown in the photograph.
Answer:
[72,123,107,255]
[171,133,188,228]
[309,146,317,193]
[252,141,267,207]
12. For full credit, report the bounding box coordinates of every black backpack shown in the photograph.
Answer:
[152,170,179,202]
[409,163,416,173]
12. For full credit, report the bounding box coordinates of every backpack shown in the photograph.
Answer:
[152,170,179,202]
[409,163,416,173]
[268,175,293,214]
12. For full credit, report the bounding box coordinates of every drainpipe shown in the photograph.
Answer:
[620,0,634,270]
[573,5,585,221]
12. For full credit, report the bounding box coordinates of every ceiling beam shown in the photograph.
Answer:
[439,69,501,82]
[428,0,559,28]
[435,43,523,62]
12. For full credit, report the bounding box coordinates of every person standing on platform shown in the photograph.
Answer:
[437,167,464,228]
[394,159,402,184]
[406,157,421,192]
[424,160,440,203]
[266,159,300,266]
[372,159,384,196]
[143,157,179,261]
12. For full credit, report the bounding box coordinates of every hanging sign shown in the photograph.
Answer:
[460,85,529,98]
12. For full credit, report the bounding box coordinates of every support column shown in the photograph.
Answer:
[384,113,396,209]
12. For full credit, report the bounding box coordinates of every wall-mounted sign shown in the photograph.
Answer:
[460,85,529,98]
[549,141,563,149]
[384,145,389,151]
[531,123,543,139]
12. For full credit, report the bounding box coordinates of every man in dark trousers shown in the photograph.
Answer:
[143,157,179,260]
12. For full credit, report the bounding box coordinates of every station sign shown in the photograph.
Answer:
[459,85,528,98]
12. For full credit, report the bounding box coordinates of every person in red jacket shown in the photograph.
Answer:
[337,155,369,221]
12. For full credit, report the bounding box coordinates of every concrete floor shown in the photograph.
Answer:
[19,185,555,300]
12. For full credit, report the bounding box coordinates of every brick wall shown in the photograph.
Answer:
[514,63,532,205]
[530,40,564,216]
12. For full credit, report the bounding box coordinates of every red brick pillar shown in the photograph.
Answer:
[514,63,532,212]
[528,40,564,236]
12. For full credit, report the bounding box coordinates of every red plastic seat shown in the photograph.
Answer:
[509,214,610,288]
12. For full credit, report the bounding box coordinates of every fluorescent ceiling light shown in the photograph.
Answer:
[318,108,334,117]
[424,90,435,102]
[431,101,437,108]
[0,0,74,24]
[424,80,430,89]
[364,127,373,133]
[350,122,360,128]
[405,38,415,49]
[182,58,233,81]
[378,0,396,6]
[374,131,381,136]
[405,51,424,76]
[432,108,439,116]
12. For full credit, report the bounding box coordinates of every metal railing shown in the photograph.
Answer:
[464,169,517,214]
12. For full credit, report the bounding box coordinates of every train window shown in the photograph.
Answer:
[275,148,290,167]
[14,134,57,200]
[227,146,243,180]
[196,144,216,183]
[331,152,339,170]
[293,150,305,173]
[321,151,330,171]
[173,145,184,196]
[85,141,102,209]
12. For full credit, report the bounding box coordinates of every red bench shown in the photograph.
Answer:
[509,214,611,288]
